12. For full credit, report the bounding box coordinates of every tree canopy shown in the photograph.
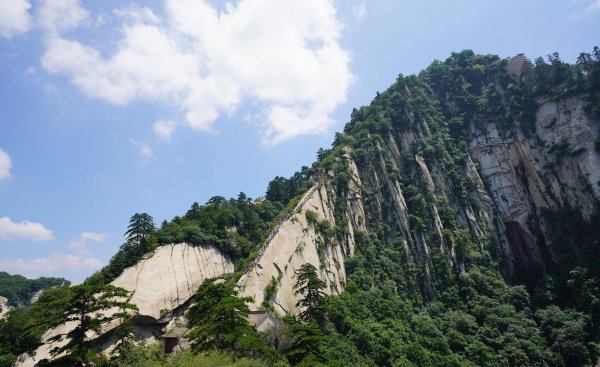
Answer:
[294,264,326,324]
[186,279,265,356]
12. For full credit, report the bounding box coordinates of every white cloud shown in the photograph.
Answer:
[114,3,160,25]
[573,0,600,18]
[37,0,89,34]
[0,0,31,38]
[68,231,108,256]
[0,217,55,241]
[40,0,354,145]
[153,119,177,141]
[585,0,600,13]
[0,149,11,180]
[353,2,367,20]
[129,138,154,162]
[0,253,104,281]
[80,231,108,242]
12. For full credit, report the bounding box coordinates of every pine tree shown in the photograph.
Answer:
[124,213,155,246]
[285,321,326,366]
[294,263,326,324]
[187,279,265,355]
[39,284,137,367]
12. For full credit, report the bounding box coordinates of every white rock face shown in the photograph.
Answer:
[238,155,365,316]
[15,243,233,367]
[0,296,9,319]
[112,243,234,319]
[29,289,44,304]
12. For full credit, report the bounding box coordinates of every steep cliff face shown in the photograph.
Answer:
[112,243,233,320]
[15,243,233,367]
[324,51,600,301]
[238,153,366,315]
[241,57,599,309]
[470,95,600,280]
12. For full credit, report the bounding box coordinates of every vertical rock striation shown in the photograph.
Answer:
[237,154,366,315]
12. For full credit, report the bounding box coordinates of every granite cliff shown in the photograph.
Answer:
[9,49,600,367]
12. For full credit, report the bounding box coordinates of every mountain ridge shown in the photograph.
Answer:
[5,47,600,367]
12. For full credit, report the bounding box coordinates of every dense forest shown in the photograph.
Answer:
[2,47,600,367]
[0,272,68,307]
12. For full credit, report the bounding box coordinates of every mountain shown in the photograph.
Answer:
[0,272,69,308]
[6,48,600,367]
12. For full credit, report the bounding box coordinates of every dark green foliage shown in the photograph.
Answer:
[186,279,266,357]
[285,321,326,366]
[294,264,327,324]
[261,276,279,311]
[576,47,600,119]
[154,194,276,261]
[539,205,600,331]
[124,213,155,246]
[266,167,313,205]
[536,305,599,367]
[110,346,269,367]
[86,213,158,285]
[0,272,69,306]
[0,286,74,367]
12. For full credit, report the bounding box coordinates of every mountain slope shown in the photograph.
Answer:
[6,48,600,367]
[0,272,69,308]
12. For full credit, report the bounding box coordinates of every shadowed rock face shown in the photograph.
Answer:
[503,221,545,282]
[15,243,233,367]
[469,96,600,279]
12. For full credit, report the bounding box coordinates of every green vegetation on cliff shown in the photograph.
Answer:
[3,47,600,367]
[310,47,600,366]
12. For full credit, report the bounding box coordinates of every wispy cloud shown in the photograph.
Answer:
[0,217,55,241]
[0,0,31,38]
[353,2,367,20]
[0,149,12,181]
[68,231,108,256]
[586,0,600,13]
[153,120,177,141]
[129,138,154,162]
[0,253,104,281]
[39,0,354,145]
[36,0,90,34]
[573,0,600,18]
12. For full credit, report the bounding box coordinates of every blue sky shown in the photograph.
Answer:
[0,0,599,283]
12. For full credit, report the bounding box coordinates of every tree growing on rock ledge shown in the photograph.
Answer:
[294,263,326,325]
[37,284,137,367]
[186,279,266,357]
